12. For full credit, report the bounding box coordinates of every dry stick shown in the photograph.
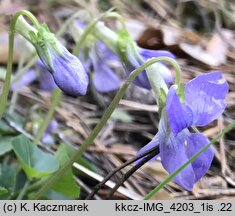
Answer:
[86,145,160,200]
[106,148,160,199]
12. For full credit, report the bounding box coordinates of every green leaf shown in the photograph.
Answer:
[0,187,8,196]
[44,190,71,200]
[58,143,97,175]
[0,112,24,135]
[14,170,27,193]
[12,135,59,180]
[0,164,16,199]
[51,144,80,198]
[0,121,17,135]
[0,136,14,156]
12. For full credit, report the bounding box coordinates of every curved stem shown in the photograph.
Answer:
[172,59,181,87]
[18,10,40,29]
[0,10,40,119]
[57,11,86,38]
[106,148,159,199]
[86,145,159,199]
[72,8,115,55]
[105,12,127,31]
[16,180,30,200]
[33,89,62,145]
[32,56,182,199]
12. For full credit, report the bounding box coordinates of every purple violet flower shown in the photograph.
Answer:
[89,42,121,93]
[11,60,59,93]
[42,120,58,145]
[75,20,121,93]
[136,72,229,190]
[125,46,175,89]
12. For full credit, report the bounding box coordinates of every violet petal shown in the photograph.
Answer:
[185,72,229,126]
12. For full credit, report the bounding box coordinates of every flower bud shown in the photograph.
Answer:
[29,24,89,96]
[123,44,175,89]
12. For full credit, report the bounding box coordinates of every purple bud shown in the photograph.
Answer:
[32,24,89,96]
[43,44,89,96]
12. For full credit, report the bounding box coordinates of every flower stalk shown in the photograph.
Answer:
[0,10,40,119]
[72,8,116,55]
[33,88,62,145]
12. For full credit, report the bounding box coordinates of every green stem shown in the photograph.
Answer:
[17,10,40,29]
[94,21,119,53]
[27,178,48,193]
[33,89,62,145]
[57,11,87,37]
[105,12,127,31]
[16,180,30,200]
[172,60,181,87]
[0,10,40,119]
[144,119,235,200]
[9,52,26,114]
[72,8,115,55]
[32,56,183,199]
[15,16,38,42]
[145,57,182,110]
[9,90,19,114]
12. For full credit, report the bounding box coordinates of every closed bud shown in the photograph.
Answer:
[29,24,89,96]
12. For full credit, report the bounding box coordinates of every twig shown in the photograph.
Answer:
[73,162,143,200]
[86,145,159,199]
[106,148,159,199]
[73,177,101,200]
[218,117,228,175]
[16,180,30,200]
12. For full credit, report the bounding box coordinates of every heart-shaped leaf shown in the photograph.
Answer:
[0,187,8,196]
[0,164,16,199]
[0,136,14,156]
[12,135,59,180]
[52,143,80,198]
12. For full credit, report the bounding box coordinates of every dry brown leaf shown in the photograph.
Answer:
[161,25,181,46]
[134,21,234,67]
[180,30,233,66]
